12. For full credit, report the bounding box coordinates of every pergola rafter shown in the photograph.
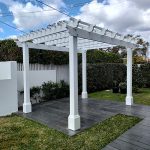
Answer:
[17,18,141,131]
[18,18,139,50]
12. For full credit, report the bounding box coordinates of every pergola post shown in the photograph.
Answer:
[82,50,88,99]
[126,48,133,105]
[22,43,32,113]
[68,35,81,131]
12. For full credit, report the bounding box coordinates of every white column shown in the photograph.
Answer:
[146,46,150,62]
[23,43,32,113]
[82,50,88,99]
[126,48,133,105]
[68,35,80,131]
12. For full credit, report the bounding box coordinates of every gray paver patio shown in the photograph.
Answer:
[18,97,150,149]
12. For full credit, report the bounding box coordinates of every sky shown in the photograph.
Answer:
[0,0,150,48]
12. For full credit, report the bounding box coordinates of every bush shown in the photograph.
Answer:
[78,63,126,93]
[133,85,140,93]
[30,86,41,97]
[30,86,41,102]
[78,63,147,94]
[133,65,144,88]
[41,80,69,101]
[141,63,150,87]
[119,82,127,89]
[133,56,147,64]
[86,50,123,63]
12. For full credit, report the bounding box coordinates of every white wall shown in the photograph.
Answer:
[0,61,18,116]
[17,70,56,91]
[17,63,69,84]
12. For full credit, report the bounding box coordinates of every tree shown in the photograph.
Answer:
[0,39,69,65]
[105,35,149,58]
[0,39,22,62]
[133,38,149,57]
[86,49,123,63]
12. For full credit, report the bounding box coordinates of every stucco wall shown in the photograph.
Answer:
[17,70,56,91]
[0,61,18,116]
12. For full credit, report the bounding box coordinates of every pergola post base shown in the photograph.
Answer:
[68,115,80,131]
[126,96,133,106]
[23,103,32,113]
[82,92,88,99]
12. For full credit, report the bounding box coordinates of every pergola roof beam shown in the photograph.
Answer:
[67,26,138,49]
[17,42,69,52]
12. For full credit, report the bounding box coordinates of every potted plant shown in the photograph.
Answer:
[119,82,127,94]
[112,80,119,93]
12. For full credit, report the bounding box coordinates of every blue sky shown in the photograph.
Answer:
[0,0,96,38]
[0,0,150,44]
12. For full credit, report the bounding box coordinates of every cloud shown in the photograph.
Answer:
[0,0,68,30]
[1,0,150,45]
[0,27,3,32]
[0,34,17,40]
[6,35,17,39]
[0,0,16,6]
[75,0,150,42]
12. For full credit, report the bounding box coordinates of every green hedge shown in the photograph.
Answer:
[78,63,147,93]
[141,63,150,87]
[41,80,69,100]
[133,65,144,88]
[87,50,123,63]
[78,63,126,93]
[0,40,123,65]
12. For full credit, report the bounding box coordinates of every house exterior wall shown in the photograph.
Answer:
[0,61,18,116]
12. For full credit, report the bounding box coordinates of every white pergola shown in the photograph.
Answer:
[17,18,140,131]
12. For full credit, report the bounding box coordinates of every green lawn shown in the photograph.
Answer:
[89,88,150,106]
[0,114,141,150]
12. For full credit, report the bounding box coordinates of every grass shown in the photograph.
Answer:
[0,114,141,150]
[89,88,150,106]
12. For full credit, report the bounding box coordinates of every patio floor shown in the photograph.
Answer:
[18,97,150,149]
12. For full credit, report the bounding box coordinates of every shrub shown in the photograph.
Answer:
[113,80,119,87]
[78,63,126,93]
[141,63,150,87]
[86,50,123,63]
[78,63,147,94]
[30,86,41,97]
[119,82,127,89]
[119,82,127,94]
[30,86,41,102]
[133,65,144,88]
[133,56,147,64]
[41,80,69,101]
[133,85,140,93]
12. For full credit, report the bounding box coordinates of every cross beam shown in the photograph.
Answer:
[67,26,138,49]
[17,42,69,52]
